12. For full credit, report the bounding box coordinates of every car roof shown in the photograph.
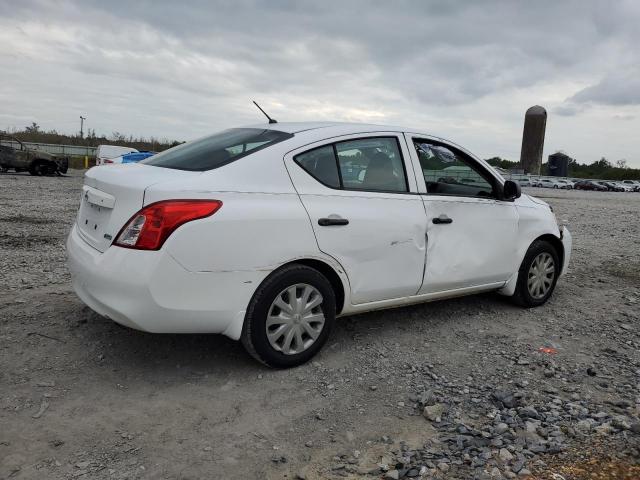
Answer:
[241,121,478,154]
[243,121,414,135]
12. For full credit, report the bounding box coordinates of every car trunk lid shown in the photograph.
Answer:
[77,164,201,252]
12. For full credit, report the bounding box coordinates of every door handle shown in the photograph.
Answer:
[318,217,349,226]
[432,215,452,225]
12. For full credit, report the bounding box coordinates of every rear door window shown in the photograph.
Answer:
[294,136,408,193]
[142,128,293,171]
[336,138,407,192]
[294,145,341,188]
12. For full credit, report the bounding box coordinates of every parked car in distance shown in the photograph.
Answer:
[621,180,640,191]
[536,178,564,189]
[515,177,531,187]
[104,151,155,165]
[67,122,572,367]
[530,178,543,187]
[555,179,574,189]
[96,145,139,165]
[596,181,623,192]
[574,180,605,191]
[614,182,634,192]
[0,134,69,175]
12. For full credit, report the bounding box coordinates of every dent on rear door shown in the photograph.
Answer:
[283,132,427,304]
[302,193,427,303]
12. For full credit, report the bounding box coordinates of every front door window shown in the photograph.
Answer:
[415,141,496,198]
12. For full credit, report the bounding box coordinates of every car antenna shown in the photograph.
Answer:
[253,101,277,124]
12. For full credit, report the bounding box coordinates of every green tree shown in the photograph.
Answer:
[485,157,519,170]
[615,159,627,169]
[24,122,40,134]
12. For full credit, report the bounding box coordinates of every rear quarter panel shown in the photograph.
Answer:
[143,146,325,273]
[161,191,322,273]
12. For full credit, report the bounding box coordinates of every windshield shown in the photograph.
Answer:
[141,128,293,171]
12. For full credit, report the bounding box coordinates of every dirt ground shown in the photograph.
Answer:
[1,170,638,480]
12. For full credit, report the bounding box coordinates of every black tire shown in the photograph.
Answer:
[29,160,46,176]
[511,240,560,307]
[241,264,336,368]
[58,158,69,174]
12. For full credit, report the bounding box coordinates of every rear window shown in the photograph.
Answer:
[141,128,293,171]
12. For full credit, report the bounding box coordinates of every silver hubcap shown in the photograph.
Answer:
[266,283,325,355]
[527,252,555,299]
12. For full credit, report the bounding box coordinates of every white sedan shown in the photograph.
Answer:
[67,122,572,367]
[621,180,640,191]
[615,182,634,192]
[536,178,564,189]
[555,179,575,189]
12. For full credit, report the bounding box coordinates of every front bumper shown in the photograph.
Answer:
[66,224,268,339]
[559,225,572,276]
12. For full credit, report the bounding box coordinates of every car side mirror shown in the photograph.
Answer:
[503,180,521,200]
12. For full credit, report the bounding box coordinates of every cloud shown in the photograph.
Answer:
[569,68,640,106]
[553,103,586,117]
[555,67,640,117]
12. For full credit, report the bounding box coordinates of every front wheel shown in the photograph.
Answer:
[511,240,560,307]
[241,264,336,368]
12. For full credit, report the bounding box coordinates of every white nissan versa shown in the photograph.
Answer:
[67,122,572,367]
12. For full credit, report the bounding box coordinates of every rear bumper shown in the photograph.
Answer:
[66,224,268,339]
[559,225,572,276]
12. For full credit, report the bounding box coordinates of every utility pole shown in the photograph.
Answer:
[79,116,86,138]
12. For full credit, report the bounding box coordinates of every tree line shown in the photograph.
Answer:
[3,123,182,153]
[486,156,640,180]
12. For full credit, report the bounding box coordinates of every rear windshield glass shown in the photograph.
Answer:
[141,128,293,171]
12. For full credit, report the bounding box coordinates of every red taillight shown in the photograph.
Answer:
[104,159,114,164]
[114,200,222,250]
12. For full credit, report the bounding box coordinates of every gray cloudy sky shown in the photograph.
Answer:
[2,0,639,166]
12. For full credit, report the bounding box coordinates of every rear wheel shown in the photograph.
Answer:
[241,264,336,368]
[511,240,560,307]
[29,160,47,176]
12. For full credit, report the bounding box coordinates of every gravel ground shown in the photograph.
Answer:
[1,170,639,480]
